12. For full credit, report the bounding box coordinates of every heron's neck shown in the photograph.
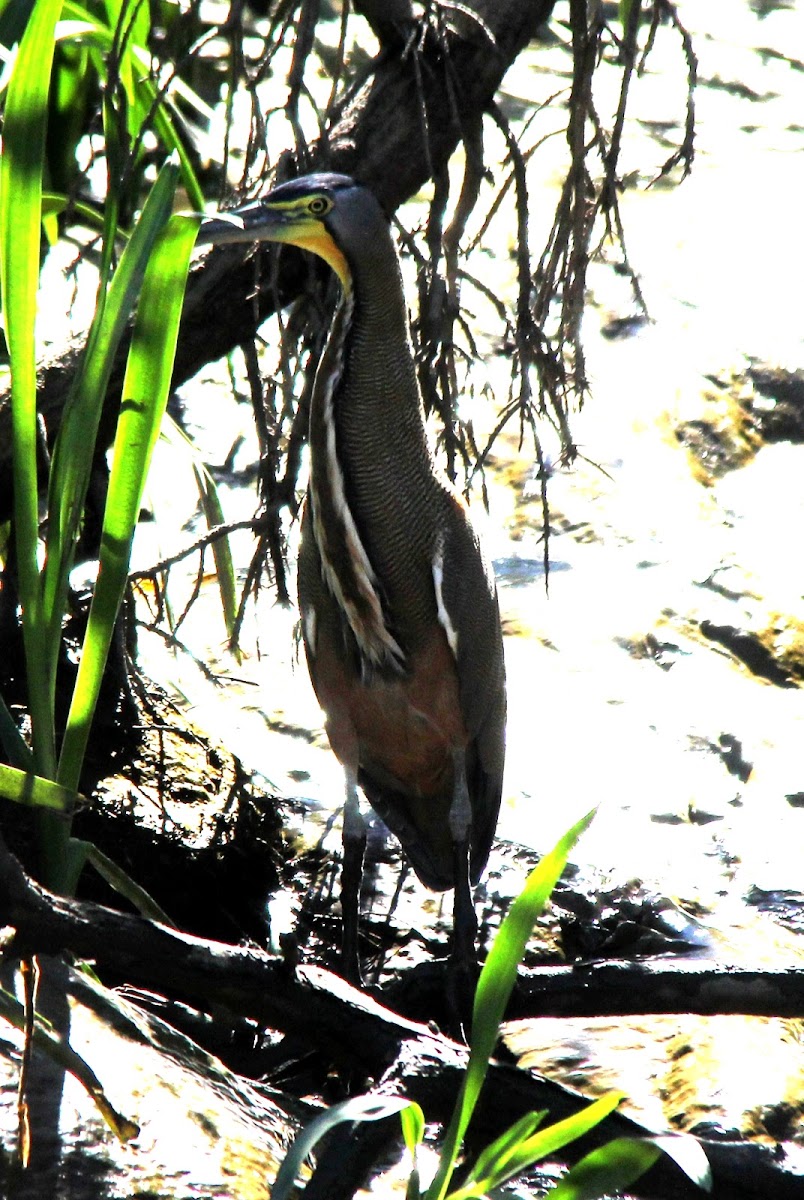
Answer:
[306,245,431,669]
[333,248,429,460]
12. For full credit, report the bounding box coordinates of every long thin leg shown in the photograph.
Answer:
[448,749,478,1034]
[340,765,366,985]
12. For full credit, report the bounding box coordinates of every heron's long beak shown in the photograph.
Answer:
[195,201,286,247]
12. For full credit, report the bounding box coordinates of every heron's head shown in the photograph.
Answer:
[197,173,386,292]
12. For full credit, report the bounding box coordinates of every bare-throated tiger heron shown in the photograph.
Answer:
[198,174,506,993]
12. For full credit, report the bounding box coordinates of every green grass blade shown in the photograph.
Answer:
[400,1101,425,1157]
[103,0,151,147]
[103,0,149,55]
[96,0,206,211]
[400,1101,426,1200]
[57,207,199,792]
[271,1094,418,1200]
[0,692,34,769]
[451,1093,625,1199]
[449,1110,547,1198]
[192,460,238,644]
[0,0,63,779]
[42,191,109,232]
[634,1134,711,1193]
[551,1135,661,1200]
[149,82,206,212]
[80,841,176,925]
[161,413,239,643]
[474,808,596,1046]
[0,762,75,812]
[425,809,596,1200]
[41,156,181,698]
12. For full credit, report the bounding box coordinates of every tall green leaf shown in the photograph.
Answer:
[0,762,74,812]
[449,1093,625,1199]
[551,1136,661,1200]
[60,0,205,210]
[271,1095,420,1200]
[0,0,63,779]
[161,413,239,642]
[425,809,596,1200]
[41,156,181,705]
[57,208,200,791]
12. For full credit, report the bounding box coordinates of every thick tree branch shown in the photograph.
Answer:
[3,828,802,1030]
[513,958,804,1019]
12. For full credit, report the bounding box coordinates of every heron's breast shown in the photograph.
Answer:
[311,623,467,798]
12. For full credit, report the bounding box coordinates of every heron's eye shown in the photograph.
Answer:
[308,196,331,216]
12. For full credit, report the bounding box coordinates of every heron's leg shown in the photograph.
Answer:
[448,749,478,1033]
[340,765,366,985]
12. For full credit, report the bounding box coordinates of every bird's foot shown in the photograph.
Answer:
[339,942,364,989]
[445,942,479,1041]
[340,824,367,989]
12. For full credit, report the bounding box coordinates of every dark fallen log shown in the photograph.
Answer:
[0,832,422,1074]
[2,834,804,1199]
[3,832,803,1034]
[0,0,556,523]
[511,957,804,1020]
[386,956,804,1026]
